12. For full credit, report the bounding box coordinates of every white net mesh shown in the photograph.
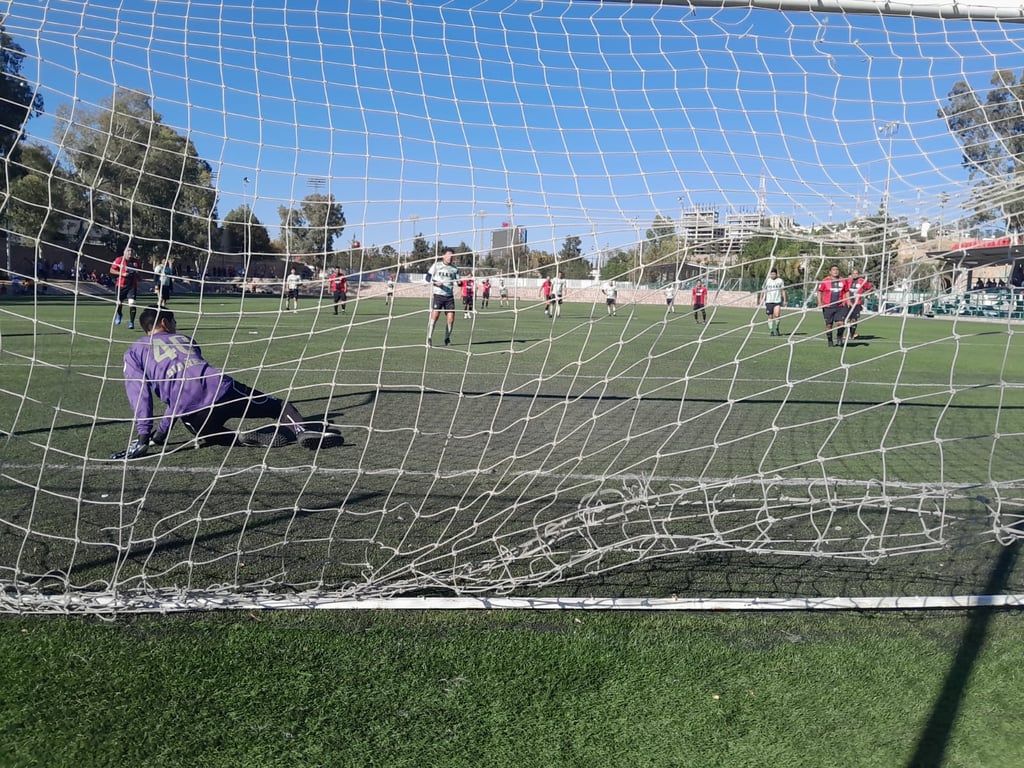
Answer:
[1,0,1023,613]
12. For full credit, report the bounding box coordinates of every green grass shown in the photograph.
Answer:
[1,289,1022,604]
[2,608,1024,767]
[2,291,1024,767]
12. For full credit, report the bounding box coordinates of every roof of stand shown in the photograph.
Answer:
[928,237,1024,270]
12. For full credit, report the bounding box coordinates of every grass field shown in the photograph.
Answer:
[1,288,1022,605]
[2,608,1024,767]
[2,289,1024,767]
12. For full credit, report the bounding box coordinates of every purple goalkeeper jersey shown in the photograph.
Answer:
[123,331,233,438]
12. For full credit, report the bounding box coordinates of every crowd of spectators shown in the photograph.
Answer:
[971,277,1009,292]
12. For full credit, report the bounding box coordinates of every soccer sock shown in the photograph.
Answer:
[446,321,453,337]
[827,331,834,343]
[428,318,436,338]
[130,306,137,322]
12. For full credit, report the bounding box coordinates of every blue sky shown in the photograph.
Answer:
[4,0,1020,255]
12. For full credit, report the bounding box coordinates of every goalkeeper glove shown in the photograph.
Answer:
[111,439,149,460]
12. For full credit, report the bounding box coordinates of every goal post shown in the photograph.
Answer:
[1,0,1023,614]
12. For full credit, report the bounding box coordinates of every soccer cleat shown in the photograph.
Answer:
[238,426,296,448]
[444,336,451,346]
[827,339,834,347]
[114,315,122,326]
[128,322,135,330]
[298,429,344,450]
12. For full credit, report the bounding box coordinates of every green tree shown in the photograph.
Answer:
[557,235,590,278]
[0,24,44,188]
[5,143,67,245]
[600,248,633,281]
[379,244,399,268]
[55,88,216,262]
[276,193,345,267]
[222,205,272,256]
[940,69,1024,233]
[409,234,434,268]
[738,237,811,284]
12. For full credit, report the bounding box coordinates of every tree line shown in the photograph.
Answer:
[0,23,1015,282]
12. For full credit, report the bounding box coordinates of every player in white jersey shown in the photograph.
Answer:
[759,268,787,336]
[551,271,567,317]
[426,248,460,346]
[285,268,302,313]
[602,281,618,315]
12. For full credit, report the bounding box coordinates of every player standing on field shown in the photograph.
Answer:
[385,274,395,306]
[602,280,618,315]
[759,268,787,337]
[426,247,459,346]
[153,256,174,309]
[461,272,475,319]
[498,277,509,306]
[110,245,142,329]
[540,275,553,317]
[552,271,567,317]
[844,268,872,340]
[480,277,491,308]
[817,264,850,347]
[285,268,301,313]
[691,279,708,325]
[113,306,342,458]
[664,282,676,313]
[330,268,348,315]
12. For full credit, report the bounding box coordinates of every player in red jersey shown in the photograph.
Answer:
[461,273,475,319]
[817,264,850,347]
[844,268,873,340]
[539,275,553,317]
[691,279,709,324]
[330,269,348,315]
[110,244,142,329]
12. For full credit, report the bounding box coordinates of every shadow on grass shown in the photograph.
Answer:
[905,540,1020,768]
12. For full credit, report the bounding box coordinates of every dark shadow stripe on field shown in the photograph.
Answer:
[60,489,384,580]
[365,386,1023,411]
[905,540,1020,768]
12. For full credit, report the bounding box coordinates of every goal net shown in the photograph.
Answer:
[1,0,1023,613]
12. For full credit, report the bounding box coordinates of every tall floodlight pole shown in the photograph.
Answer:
[878,121,900,307]
[506,197,516,277]
[409,214,419,269]
[477,210,487,275]
[632,217,643,287]
[242,176,251,264]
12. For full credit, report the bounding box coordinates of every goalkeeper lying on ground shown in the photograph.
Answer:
[112,306,342,459]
